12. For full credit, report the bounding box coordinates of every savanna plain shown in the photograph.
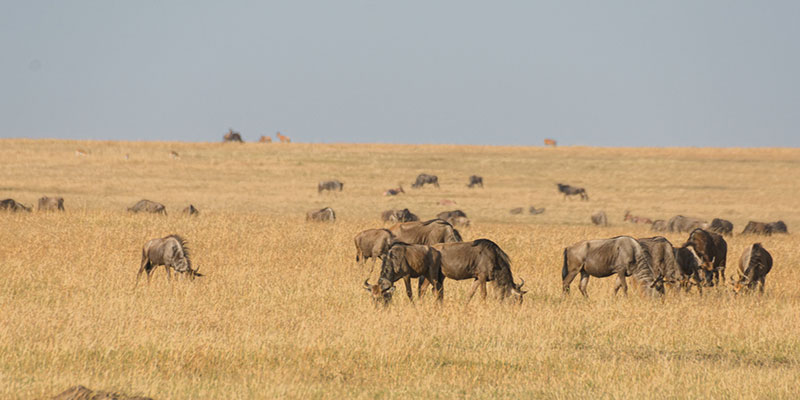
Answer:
[1,139,799,399]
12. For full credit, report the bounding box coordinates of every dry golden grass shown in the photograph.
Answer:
[1,139,799,399]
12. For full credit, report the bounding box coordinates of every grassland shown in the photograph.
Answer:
[1,139,799,399]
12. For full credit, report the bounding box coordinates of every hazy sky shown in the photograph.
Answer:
[2,1,799,146]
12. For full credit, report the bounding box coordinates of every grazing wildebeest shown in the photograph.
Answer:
[422,239,526,303]
[767,220,788,234]
[0,198,32,212]
[510,207,523,215]
[683,229,718,282]
[467,175,483,188]
[591,211,608,226]
[37,196,65,212]
[182,204,199,216]
[411,174,439,188]
[318,180,344,193]
[529,207,545,215]
[651,220,668,232]
[639,236,705,294]
[544,138,557,147]
[223,129,243,142]
[673,244,705,293]
[624,210,652,224]
[363,242,444,306]
[388,219,462,245]
[127,199,167,215]
[667,215,708,233]
[556,183,588,200]
[137,235,202,284]
[381,208,419,223]
[731,243,773,294]
[354,228,394,272]
[701,230,728,286]
[741,221,770,235]
[562,236,663,297]
[384,185,405,196]
[710,218,734,236]
[306,207,335,222]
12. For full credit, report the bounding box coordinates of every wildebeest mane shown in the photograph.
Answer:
[165,234,191,270]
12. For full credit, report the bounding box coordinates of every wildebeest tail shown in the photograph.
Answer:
[562,248,568,280]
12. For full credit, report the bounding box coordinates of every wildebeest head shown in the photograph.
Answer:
[363,278,394,306]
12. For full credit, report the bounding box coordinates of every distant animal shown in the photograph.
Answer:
[182,204,199,216]
[544,138,557,147]
[436,210,468,227]
[306,207,335,222]
[624,210,653,224]
[767,220,788,234]
[448,216,471,227]
[75,149,89,156]
[562,236,663,297]
[388,219,462,246]
[37,196,64,212]
[384,185,405,196]
[422,239,526,304]
[437,199,456,206]
[591,211,608,226]
[381,208,419,223]
[318,180,344,193]
[169,151,179,159]
[510,207,523,215]
[529,207,545,215]
[467,175,483,188]
[651,220,668,232]
[683,229,717,279]
[223,129,243,143]
[363,242,444,306]
[731,243,773,294]
[354,228,395,273]
[0,198,32,212]
[556,183,588,200]
[709,218,734,236]
[127,199,167,215]
[411,174,439,188]
[137,234,202,284]
[276,132,291,143]
[259,135,272,143]
[741,221,770,235]
[667,215,708,233]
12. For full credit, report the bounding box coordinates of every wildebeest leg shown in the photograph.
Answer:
[759,278,766,294]
[562,269,579,294]
[403,276,414,302]
[613,274,628,296]
[479,278,488,301]
[165,266,172,282]
[578,272,590,297]
[466,278,484,304]
[418,277,431,298]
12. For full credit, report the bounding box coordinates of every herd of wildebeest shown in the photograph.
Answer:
[0,172,787,306]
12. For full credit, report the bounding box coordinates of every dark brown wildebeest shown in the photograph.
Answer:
[306,207,335,222]
[701,230,727,286]
[182,204,199,216]
[411,173,439,188]
[731,243,773,294]
[562,236,663,297]
[556,183,588,200]
[529,207,545,215]
[591,211,608,226]
[710,218,734,236]
[667,215,708,233]
[651,220,668,232]
[363,242,443,306]
[0,198,32,212]
[423,239,526,304]
[223,129,243,142]
[437,210,469,226]
[318,180,344,193]
[467,175,483,188]
[137,234,202,284]
[767,220,788,234]
[37,196,65,212]
[381,208,419,223]
[741,221,770,235]
[510,207,523,215]
[388,219,462,245]
[384,185,405,196]
[673,243,705,293]
[354,228,394,273]
[127,199,166,215]
[683,229,718,283]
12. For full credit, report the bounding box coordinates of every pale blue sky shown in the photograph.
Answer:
[2,1,798,146]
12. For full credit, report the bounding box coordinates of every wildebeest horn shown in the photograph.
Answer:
[517,278,525,289]
[363,279,372,291]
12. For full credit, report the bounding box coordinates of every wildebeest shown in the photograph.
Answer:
[673,244,706,293]
[529,207,545,215]
[767,220,788,234]
[384,185,405,196]
[388,219,462,245]
[639,236,705,294]
[467,175,483,188]
[591,211,608,226]
[651,220,668,232]
[703,230,728,286]
[0,198,32,212]
[223,129,243,142]
[667,215,708,233]
[411,173,439,188]
[436,210,468,226]
[306,207,335,222]
[741,221,770,235]
[683,229,721,286]
[363,242,444,306]
[562,236,663,297]
[318,180,344,193]
[182,204,199,216]
[731,243,773,294]
[709,218,734,236]
[354,228,394,273]
[127,199,167,215]
[510,207,523,215]
[422,239,526,303]
[381,208,419,223]
[37,196,65,212]
[556,183,588,200]
[137,235,202,284]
